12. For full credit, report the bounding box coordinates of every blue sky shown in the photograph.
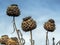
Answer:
[0,0,60,45]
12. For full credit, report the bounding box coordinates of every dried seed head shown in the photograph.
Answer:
[21,16,37,32]
[6,4,20,17]
[44,19,56,32]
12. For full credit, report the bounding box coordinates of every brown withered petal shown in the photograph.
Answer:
[48,19,55,23]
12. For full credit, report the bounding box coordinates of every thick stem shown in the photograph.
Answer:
[13,17,21,45]
[30,31,33,45]
[56,41,60,45]
[32,40,34,45]
[16,30,22,45]
[53,37,55,45]
[46,31,49,45]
